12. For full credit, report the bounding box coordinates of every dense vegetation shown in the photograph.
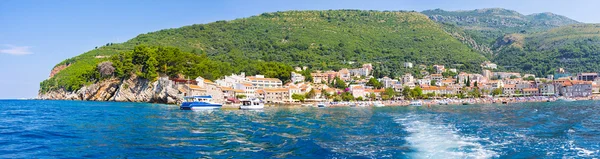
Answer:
[41,10,487,93]
[493,24,600,76]
[41,46,293,92]
[422,8,579,56]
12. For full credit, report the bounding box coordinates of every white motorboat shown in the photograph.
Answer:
[180,96,222,110]
[240,99,264,109]
[316,103,327,108]
[409,100,422,106]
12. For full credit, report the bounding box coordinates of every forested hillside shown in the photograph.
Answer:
[41,10,486,93]
[422,8,579,55]
[493,24,600,75]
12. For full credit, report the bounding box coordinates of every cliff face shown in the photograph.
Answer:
[38,75,183,104]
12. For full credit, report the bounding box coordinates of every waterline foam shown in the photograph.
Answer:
[395,114,498,159]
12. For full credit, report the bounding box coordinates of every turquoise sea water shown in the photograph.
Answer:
[1,100,599,158]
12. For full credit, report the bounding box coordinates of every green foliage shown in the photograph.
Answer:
[356,96,364,101]
[492,88,503,96]
[368,93,377,100]
[236,94,246,99]
[341,92,354,101]
[292,94,306,102]
[494,24,600,76]
[367,78,383,89]
[305,89,316,99]
[334,77,347,89]
[383,87,396,100]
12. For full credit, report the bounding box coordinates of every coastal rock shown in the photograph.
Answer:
[38,75,184,104]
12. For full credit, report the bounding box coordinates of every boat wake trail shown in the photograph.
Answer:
[395,114,498,159]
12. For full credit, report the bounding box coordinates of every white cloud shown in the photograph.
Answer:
[0,44,32,55]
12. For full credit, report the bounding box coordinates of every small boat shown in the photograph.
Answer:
[409,100,422,106]
[349,102,357,107]
[316,103,327,108]
[373,101,385,107]
[240,98,264,109]
[438,100,449,105]
[180,96,222,110]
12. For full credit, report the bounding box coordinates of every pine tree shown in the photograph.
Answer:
[145,56,159,80]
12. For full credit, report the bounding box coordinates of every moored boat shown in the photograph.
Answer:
[240,98,264,109]
[316,102,327,108]
[180,96,222,110]
[409,100,422,106]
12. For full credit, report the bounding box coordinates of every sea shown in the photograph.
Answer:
[1,100,599,158]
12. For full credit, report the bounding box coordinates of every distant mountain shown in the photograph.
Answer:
[493,24,600,75]
[422,8,579,55]
[41,10,486,93]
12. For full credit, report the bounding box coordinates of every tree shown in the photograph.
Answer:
[402,86,412,99]
[292,94,306,102]
[97,61,115,77]
[334,77,347,89]
[306,89,316,99]
[235,94,246,99]
[368,93,376,100]
[430,80,437,86]
[412,87,423,99]
[144,56,159,80]
[356,96,364,101]
[321,89,329,99]
[474,81,478,87]
[367,78,383,89]
[492,88,503,97]
[341,92,354,101]
[466,76,471,87]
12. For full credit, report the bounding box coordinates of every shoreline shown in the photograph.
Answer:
[30,95,600,108]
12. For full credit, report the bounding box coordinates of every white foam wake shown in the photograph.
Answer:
[395,114,498,159]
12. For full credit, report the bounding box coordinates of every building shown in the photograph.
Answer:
[503,84,517,95]
[247,75,283,89]
[350,85,366,98]
[184,77,225,103]
[539,83,556,96]
[262,88,290,103]
[215,72,247,88]
[559,80,592,97]
[522,88,539,96]
[448,68,458,73]
[577,73,598,81]
[402,73,415,86]
[234,82,257,99]
[404,62,413,68]
[481,61,497,69]
[433,65,445,74]
[338,68,351,81]
[291,72,305,83]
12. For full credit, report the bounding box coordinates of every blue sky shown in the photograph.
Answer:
[0,0,599,98]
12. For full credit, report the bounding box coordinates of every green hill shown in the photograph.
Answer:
[422,8,579,55]
[40,10,487,93]
[493,24,600,75]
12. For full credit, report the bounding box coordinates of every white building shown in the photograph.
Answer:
[215,72,248,88]
[404,62,413,68]
[247,75,283,89]
[291,72,305,83]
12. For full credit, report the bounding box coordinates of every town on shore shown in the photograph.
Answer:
[172,61,600,106]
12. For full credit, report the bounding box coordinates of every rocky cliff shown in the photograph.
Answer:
[38,75,183,104]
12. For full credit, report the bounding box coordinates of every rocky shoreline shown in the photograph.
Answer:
[38,75,184,104]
